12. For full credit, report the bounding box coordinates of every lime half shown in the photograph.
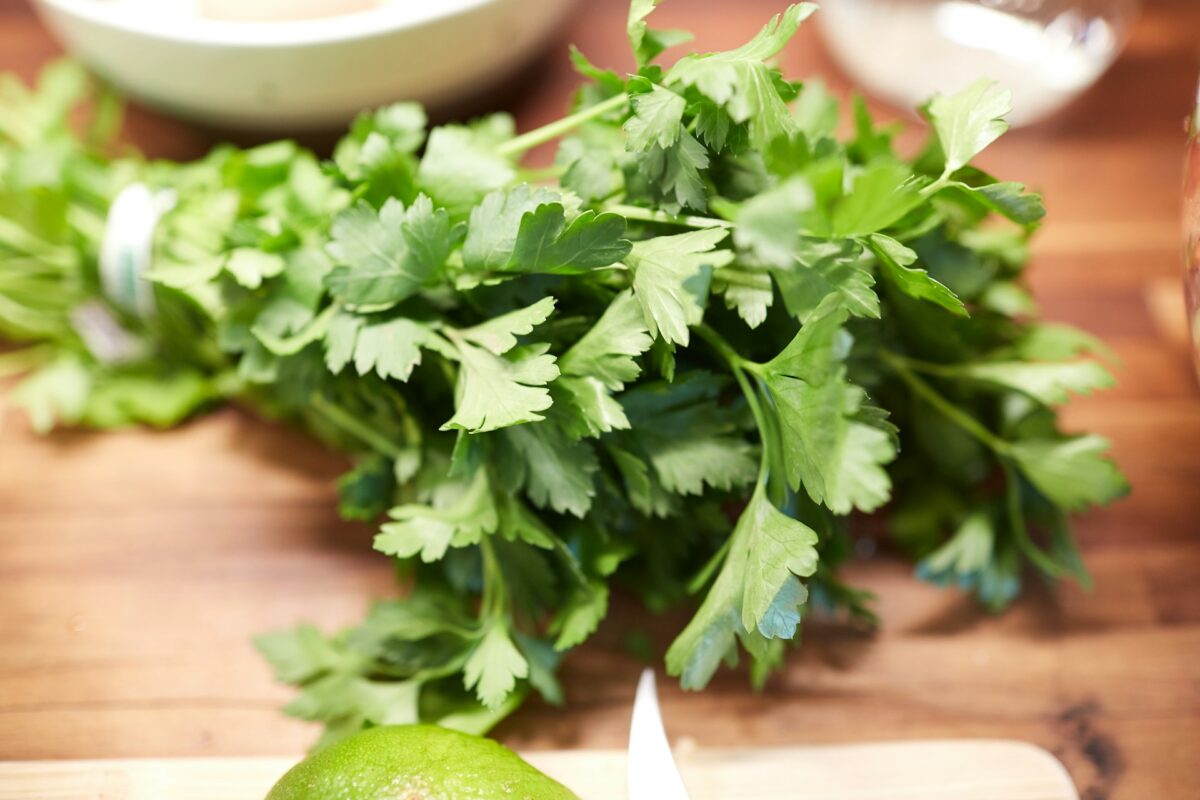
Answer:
[266,724,580,800]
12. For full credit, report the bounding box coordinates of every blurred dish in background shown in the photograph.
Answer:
[818,0,1139,126]
[1184,77,1200,379]
[32,0,578,130]
[96,0,384,22]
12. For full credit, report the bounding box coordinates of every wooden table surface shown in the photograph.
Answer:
[2,0,1199,797]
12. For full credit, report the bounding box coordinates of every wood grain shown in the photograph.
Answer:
[2,1,1200,799]
[0,742,1079,800]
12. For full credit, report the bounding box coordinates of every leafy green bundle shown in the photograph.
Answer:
[0,1,1126,745]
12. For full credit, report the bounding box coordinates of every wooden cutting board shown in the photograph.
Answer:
[0,740,1077,799]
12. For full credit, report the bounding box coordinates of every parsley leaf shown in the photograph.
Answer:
[733,177,815,267]
[349,316,450,381]
[739,484,819,633]
[225,248,285,289]
[627,0,693,67]
[556,290,653,437]
[464,186,631,275]
[497,418,599,517]
[775,238,880,322]
[831,161,922,238]
[376,471,497,562]
[325,196,458,309]
[958,360,1115,405]
[625,85,686,151]
[457,297,556,355]
[924,79,1011,177]
[866,233,966,317]
[667,4,817,150]
[1010,435,1128,511]
[713,260,774,328]
[463,185,560,272]
[509,206,631,274]
[417,117,516,216]
[620,372,758,496]
[665,484,816,688]
[464,624,529,710]
[627,228,732,345]
[916,511,1020,612]
[442,343,560,434]
[637,130,711,212]
[559,290,652,389]
[551,580,610,651]
[759,306,897,513]
[256,624,347,684]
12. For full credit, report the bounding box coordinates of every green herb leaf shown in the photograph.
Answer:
[665,483,815,688]
[551,580,610,651]
[626,85,686,151]
[866,233,966,316]
[713,261,774,328]
[458,297,556,355]
[559,290,653,389]
[775,239,879,322]
[739,485,818,633]
[225,248,285,289]
[255,624,345,684]
[958,360,1115,405]
[464,624,529,710]
[949,180,1045,225]
[376,471,497,561]
[442,343,560,434]
[1009,435,1129,511]
[325,196,458,309]
[831,162,922,238]
[627,228,732,345]
[761,307,896,513]
[417,117,516,215]
[621,372,758,496]
[667,4,817,150]
[464,186,630,275]
[733,177,815,267]
[497,419,599,517]
[924,79,1011,176]
[627,0,692,67]
[917,511,1020,611]
[637,130,711,212]
[349,316,450,381]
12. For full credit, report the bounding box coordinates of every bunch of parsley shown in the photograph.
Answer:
[0,1,1127,745]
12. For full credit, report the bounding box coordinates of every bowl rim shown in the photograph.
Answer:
[34,0,500,47]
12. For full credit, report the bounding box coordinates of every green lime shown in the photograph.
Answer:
[265,724,580,800]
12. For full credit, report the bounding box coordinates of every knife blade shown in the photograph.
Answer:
[627,668,691,800]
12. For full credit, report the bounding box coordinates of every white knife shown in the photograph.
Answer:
[627,669,692,800]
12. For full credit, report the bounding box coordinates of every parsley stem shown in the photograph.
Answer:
[709,269,769,290]
[693,323,746,368]
[517,164,567,183]
[495,93,629,158]
[309,393,406,460]
[694,323,772,486]
[686,534,733,594]
[480,537,507,621]
[882,350,1011,455]
[1001,459,1066,579]
[0,344,50,377]
[0,217,77,265]
[67,204,106,244]
[919,176,949,199]
[602,203,734,230]
[883,352,965,379]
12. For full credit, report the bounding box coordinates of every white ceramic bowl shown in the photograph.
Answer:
[32,0,577,130]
